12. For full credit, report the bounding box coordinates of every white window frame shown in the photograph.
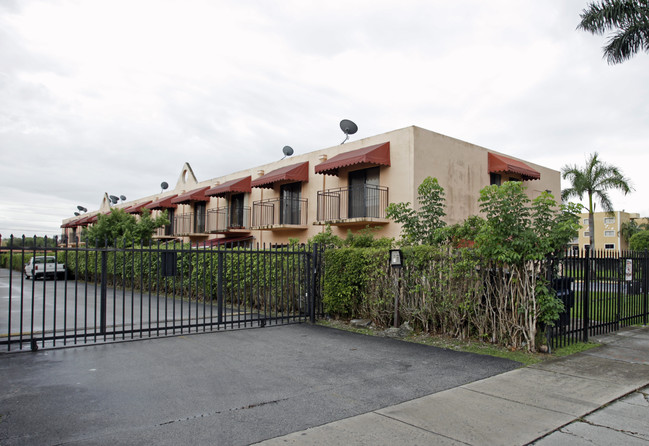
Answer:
[584,231,590,237]
[604,243,615,250]
[604,230,615,237]
[604,217,615,224]
[583,218,589,225]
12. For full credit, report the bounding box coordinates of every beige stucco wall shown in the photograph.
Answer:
[61,125,561,246]
[411,126,560,225]
[573,211,642,252]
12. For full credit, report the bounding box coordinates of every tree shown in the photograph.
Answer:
[629,230,649,250]
[578,0,649,64]
[85,208,169,246]
[476,182,581,352]
[561,152,633,249]
[385,176,446,245]
[620,218,649,243]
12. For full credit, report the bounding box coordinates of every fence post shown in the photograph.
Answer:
[309,243,318,324]
[100,249,108,335]
[583,246,590,343]
[642,249,649,325]
[217,249,224,325]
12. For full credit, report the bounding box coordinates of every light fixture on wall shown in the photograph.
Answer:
[389,249,403,268]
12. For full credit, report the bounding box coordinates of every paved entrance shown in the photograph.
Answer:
[0,324,518,445]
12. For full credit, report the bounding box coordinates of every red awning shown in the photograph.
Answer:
[314,142,390,176]
[75,214,95,226]
[145,195,179,210]
[171,186,211,205]
[488,153,541,181]
[206,176,252,197]
[124,201,152,214]
[251,162,309,189]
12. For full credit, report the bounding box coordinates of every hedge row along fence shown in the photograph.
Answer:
[323,245,559,351]
[2,242,556,350]
[2,243,315,316]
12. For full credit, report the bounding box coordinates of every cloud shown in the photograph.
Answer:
[1,0,648,237]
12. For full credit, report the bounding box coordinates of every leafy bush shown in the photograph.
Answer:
[630,231,649,251]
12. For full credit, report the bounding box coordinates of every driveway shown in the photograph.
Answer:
[0,324,519,445]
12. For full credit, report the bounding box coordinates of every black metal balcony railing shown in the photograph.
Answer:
[317,185,388,222]
[155,224,175,237]
[173,213,206,235]
[252,198,308,228]
[206,206,251,233]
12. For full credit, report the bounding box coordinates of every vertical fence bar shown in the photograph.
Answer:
[100,249,107,336]
[583,246,590,343]
[217,248,224,325]
[642,249,649,325]
[309,243,317,323]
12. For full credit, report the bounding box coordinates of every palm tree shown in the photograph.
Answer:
[577,0,649,64]
[562,152,633,250]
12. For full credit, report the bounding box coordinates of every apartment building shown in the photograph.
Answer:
[569,211,648,252]
[61,125,560,246]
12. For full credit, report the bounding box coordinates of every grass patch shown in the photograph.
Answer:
[552,341,600,357]
[317,319,600,367]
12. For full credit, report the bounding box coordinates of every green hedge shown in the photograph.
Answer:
[59,245,309,312]
[322,245,486,337]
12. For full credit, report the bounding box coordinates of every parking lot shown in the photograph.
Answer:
[0,324,519,445]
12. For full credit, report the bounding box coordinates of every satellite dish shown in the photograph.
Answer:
[109,195,119,204]
[340,119,358,144]
[282,146,294,159]
[161,182,168,190]
[120,195,127,201]
[74,212,80,216]
[77,205,86,212]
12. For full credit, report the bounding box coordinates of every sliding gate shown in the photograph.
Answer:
[0,239,324,352]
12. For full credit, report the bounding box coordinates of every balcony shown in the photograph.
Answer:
[206,206,251,234]
[252,198,308,230]
[154,224,176,239]
[173,213,208,237]
[316,185,390,226]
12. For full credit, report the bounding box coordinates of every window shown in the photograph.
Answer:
[348,167,380,218]
[604,230,615,237]
[194,203,206,233]
[605,244,615,250]
[229,193,244,228]
[584,231,590,237]
[165,209,175,236]
[490,173,501,186]
[280,182,301,225]
[604,217,615,224]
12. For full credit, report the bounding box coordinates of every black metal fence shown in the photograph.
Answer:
[548,247,649,350]
[0,236,324,352]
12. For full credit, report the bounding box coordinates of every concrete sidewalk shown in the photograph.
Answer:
[257,326,649,446]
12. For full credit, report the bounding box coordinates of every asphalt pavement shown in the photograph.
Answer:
[257,325,649,445]
[0,323,519,446]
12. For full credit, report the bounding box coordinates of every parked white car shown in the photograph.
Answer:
[24,256,66,280]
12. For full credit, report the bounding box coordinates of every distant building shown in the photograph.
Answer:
[61,125,560,246]
[569,211,649,252]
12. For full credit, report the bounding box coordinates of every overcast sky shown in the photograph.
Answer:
[1,0,648,238]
